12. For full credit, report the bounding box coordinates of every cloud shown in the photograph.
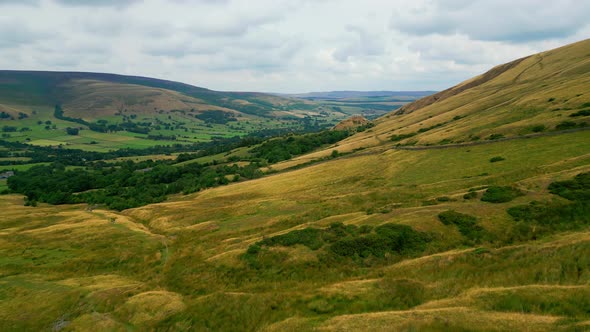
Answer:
[0,0,38,4]
[0,19,50,48]
[54,0,141,7]
[333,25,386,61]
[0,0,587,92]
[390,0,590,43]
[407,34,536,65]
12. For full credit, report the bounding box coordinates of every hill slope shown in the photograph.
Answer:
[0,70,320,118]
[0,71,344,150]
[324,38,590,154]
[0,40,589,331]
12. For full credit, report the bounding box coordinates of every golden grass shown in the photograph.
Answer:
[316,307,561,331]
[328,39,590,151]
[117,291,186,326]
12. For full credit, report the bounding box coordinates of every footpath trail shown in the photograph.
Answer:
[390,127,590,151]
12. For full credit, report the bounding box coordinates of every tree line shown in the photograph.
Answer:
[7,159,264,210]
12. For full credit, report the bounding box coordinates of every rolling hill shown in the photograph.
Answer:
[0,39,589,331]
[0,71,348,151]
[270,38,590,170]
[0,71,434,152]
[0,70,317,118]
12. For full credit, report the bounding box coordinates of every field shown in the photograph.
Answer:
[0,103,336,151]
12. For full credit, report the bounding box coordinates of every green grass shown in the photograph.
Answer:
[0,162,51,172]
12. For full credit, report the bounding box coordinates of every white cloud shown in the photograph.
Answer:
[0,0,587,92]
[390,0,590,43]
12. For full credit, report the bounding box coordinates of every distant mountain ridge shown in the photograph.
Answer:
[0,70,330,119]
[276,90,437,100]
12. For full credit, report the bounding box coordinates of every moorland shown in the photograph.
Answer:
[0,39,589,331]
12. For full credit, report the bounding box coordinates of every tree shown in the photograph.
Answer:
[66,127,79,135]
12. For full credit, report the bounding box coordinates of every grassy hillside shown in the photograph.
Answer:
[0,71,347,150]
[324,39,590,154]
[1,130,589,331]
[0,40,589,331]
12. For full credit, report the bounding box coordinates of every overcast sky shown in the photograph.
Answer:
[0,0,588,93]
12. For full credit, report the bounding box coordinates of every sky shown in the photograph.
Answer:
[0,0,588,93]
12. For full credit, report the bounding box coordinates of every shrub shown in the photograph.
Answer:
[329,224,429,258]
[66,127,79,135]
[481,186,523,203]
[390,133,416,142]
[488,133,504,140]
[358,225,373,234]
[555,121,578,130]
[506,173,590,234]
[569,110,590,117]
[489,156,505,163]
[530,125,546,132]
[246,222,430,264]
[548,97,555,102]
[548,172,590,201]
[260,227,324,250]
[246,244,261,255]
[438,210,485,242]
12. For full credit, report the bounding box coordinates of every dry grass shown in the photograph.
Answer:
[317,307,561,331]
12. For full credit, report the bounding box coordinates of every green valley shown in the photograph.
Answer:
[1,31,590,332]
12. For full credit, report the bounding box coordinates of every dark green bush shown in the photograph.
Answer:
[260,227,324,250]
[488,133,504,140]
[329,224,429,258]
[530,125,546,132]
[481,186,523,203]
[506,173,590,236]
[569,110,590,117]
[555,121,578,130]
[358,225,373,234]
[463,191,478,200]
[438,210,486,242]
[390,133,416,142]
[246,222,430,264]
[489,156,505,163]
[548,172,590,201]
